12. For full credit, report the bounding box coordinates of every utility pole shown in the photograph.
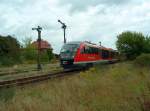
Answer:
[58,20,67,43]
[99,42,101,46]
[32,26,42,70]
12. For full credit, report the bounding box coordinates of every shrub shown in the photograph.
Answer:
[0,57,15,66]
[21,37,54,64]
[40,50,50,63]
[0,35,21,66]
[21,46,37,62]
[116,31,150,60]
[47,49,54,62]
[134,53,150,67]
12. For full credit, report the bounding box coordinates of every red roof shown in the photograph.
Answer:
[32,40,52,49]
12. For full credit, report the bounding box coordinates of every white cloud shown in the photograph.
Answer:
[0,0,150,53]
[60,0,132,12]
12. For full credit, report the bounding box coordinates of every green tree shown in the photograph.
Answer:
[39,48,54,63]
[21,37,37,63]
[0,35,21,66]
[47,49,54,61]
[116,31,146,59]
[144,36,150,53]
[21,37,54,63]
[22,37,32,48]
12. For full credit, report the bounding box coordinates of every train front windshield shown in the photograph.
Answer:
[60,44,79,59]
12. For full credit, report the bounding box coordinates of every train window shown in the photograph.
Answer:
[80,46,89,54]
[91,47,99,54]
[88,47,92,54]
[102,50,109,59]
[95,48,99,54]
[61,44,79,53]
[99,49,102,56]
[80,47,85,54]
[85,46,90,54]
[110,52,115,58]
[80,46,99,54]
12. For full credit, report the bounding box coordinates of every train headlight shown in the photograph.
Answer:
[63,61,68,64]
[72,55,74,58]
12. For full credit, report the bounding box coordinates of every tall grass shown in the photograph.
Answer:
[0,62,150,111]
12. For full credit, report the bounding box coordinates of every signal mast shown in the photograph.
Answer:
[58,20,67,44]
[32,26,42,70]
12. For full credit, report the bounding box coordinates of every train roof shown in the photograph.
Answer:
[65,41,117,52]
[65,41,82,45]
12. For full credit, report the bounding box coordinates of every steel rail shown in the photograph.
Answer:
[0,70,81,88]
[0,69,38,77]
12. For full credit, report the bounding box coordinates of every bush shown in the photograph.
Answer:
[21,37,54,64]
[40,50,50,63]
[0,57,15,66]
[0,35,21,66]
[21,47,37,62]
[134,53,150,67]
[47,49,54,61]
[116,31,150,60]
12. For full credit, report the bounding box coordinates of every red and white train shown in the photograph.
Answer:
[60,41,118,69]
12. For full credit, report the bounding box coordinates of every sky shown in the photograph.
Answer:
[0,0,150,53]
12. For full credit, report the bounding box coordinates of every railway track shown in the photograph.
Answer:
[0,69,38,77]
[0,63,60,77]
[0,69,81,88]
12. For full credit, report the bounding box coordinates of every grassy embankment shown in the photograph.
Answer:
[0,62,150,111]
[0,63,62,81]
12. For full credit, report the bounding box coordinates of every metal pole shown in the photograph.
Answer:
[99,42,101,46]
[32,26,42,70]
[37,29,42,70]
[58,20,67,44]
[64,28,66,43]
